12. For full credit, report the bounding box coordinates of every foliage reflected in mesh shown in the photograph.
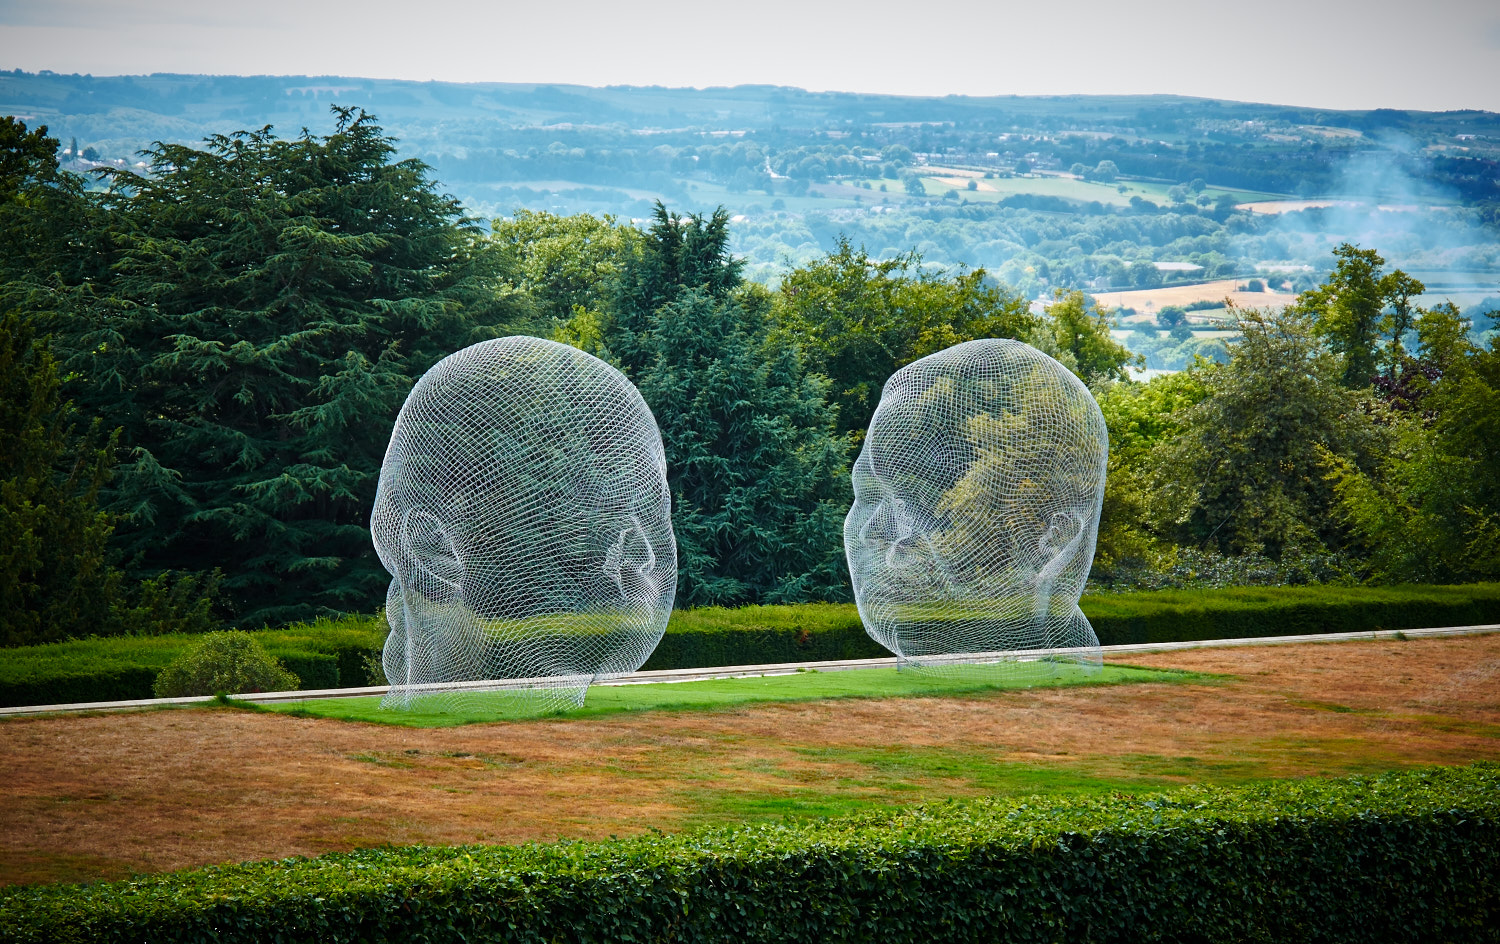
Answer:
[371,337,676,713]
[845,339,1108,677]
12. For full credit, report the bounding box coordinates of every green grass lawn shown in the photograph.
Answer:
[265,662,1198,727]
[884,170,1278,208]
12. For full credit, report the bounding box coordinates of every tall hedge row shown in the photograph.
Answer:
[3,584,1498,708]
[0,618,385,707]
[1082,583,1500,645]
[2,765,1496,943]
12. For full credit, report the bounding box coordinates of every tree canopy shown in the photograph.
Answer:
[608,205,851,605]
[771,239,1037,439]
[4,104,1498,642]
[45,109,529,626]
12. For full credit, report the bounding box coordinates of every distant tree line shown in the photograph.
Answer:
[2,111,1496,648]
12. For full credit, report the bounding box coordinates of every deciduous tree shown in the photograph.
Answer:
[1296,243,1425,387]
[1151,305,1381,559]
[772,239,1037,439]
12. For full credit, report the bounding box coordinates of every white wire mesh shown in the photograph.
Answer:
[370,337,676,713]
[844,339,1108,679]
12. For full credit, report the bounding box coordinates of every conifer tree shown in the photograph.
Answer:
[0,311,119,646]
[0,118,97,296]
[55,109,527,625]
[611,205,851,605]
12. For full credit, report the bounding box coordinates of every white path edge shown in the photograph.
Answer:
[3,623,1496,718]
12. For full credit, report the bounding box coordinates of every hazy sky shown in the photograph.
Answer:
[3,0,1498,112]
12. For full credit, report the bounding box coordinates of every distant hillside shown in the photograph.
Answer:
[5,69,1498,198]
[5,69,1497,350]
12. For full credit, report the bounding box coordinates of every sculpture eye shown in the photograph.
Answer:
[858,499,904,546]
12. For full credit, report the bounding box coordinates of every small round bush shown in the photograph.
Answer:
[152,631,299,698]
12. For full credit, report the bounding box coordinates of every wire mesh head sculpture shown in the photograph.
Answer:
[844,339,1108,678]
[371,337,676,713]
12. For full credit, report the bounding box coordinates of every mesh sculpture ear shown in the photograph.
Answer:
[371,336,677,713]
[844,339,1107,676]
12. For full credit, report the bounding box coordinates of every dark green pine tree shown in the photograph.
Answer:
[611,202,743,369]
[0,118,100,295]
[616,205,852,605]
[56,108,527,626]
[0,311,120,646]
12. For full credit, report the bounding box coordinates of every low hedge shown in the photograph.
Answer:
[643,603,885,669]
[2,764,1496,942]
[644,583,1500,669]
[1082,582,1500,646]
[3,584,1498,708]
[0,616,387,708]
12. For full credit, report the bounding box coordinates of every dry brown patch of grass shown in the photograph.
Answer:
[2,635,1497,885]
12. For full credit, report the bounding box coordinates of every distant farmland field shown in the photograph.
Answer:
[1236,199,1351,214]
[899,169,1275,208]
[1094,279,1296,319]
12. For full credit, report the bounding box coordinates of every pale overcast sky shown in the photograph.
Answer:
[2,0,1497,112]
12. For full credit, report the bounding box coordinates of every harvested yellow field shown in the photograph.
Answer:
[1093,279,1295,319]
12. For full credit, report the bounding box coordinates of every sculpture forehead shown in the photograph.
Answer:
[858,338,1107,501]
[372,337,670,550]
[401,336,651,428]
[875,338,1092,422]
[384,337,663,472]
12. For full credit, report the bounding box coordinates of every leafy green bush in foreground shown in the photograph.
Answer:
[2,764,1495,943]
[151,631,298,698]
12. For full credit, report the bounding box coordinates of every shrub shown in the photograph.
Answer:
[151,631,298,697]
[644,603,882,669]
[1,765,1495,942]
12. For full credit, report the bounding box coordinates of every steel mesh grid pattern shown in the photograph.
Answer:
[371,337,676,713]
[844,339,1108,678]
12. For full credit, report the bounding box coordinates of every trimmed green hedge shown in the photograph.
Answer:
[643,583,1500,670]
[3,584,1498,708]
[2,765,1496,942]
[643,603,885,669]
[1083,583,1500,646]
[0,617,387,707]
